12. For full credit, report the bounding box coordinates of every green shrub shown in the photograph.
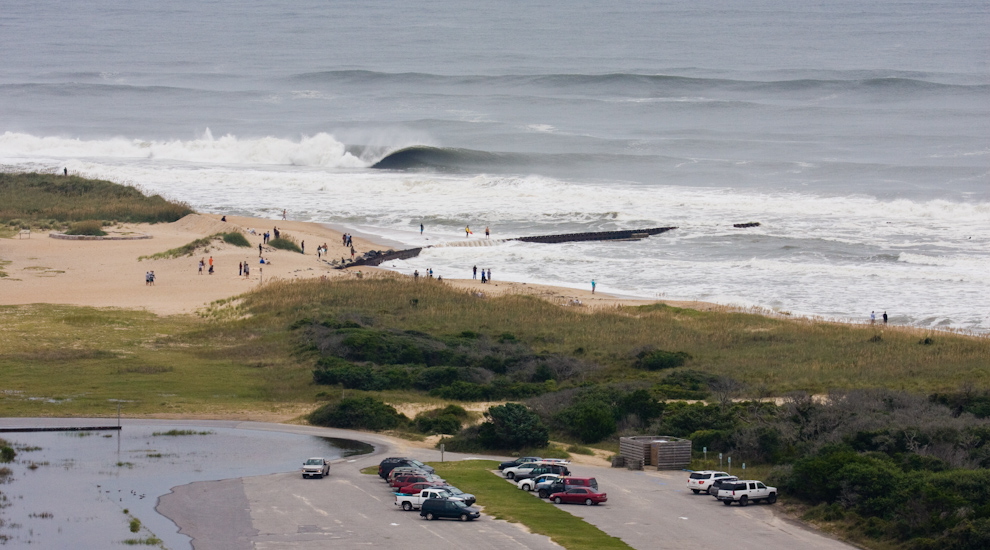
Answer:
[414,404,469,435]
[221,231,251,247]
[0,445,15,462]
[635,349,691,370]
[129,517,141,533]
[65,220,107,236]
[655,369,716,399]
[567,403,617,443]
[268,235,301,252]
[477,403,548,450]
[308,396,406,431]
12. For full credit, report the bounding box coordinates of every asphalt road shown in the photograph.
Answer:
[152,421,853,550]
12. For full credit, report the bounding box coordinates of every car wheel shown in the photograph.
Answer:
[426,513,435,521]
[740,496,748,507]
[707,487,714,495]
[767,493,777,504]
[554,497,563,504]
[723,500,732,506]
[402,502,412,511]
[302,474,307,479]
[692,489,700,494]
[460,514,469,522]
[585,499,593,506]
[538,490,548,499]
[506,472,515,479]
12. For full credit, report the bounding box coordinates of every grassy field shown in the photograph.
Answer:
[430,460,632,550]
[1,276,988,418]
[0,172,192,228]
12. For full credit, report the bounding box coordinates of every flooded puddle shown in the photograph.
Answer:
[0,421,372,549]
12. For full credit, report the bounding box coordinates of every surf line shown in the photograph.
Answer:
[336,226,678,269]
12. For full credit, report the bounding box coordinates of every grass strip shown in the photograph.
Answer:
[430,460,633,550]
[139,232,248,260]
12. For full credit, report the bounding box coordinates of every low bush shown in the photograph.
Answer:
[268,235,301,252]
[308,396,406,431]
[65,220,107,236]
[415,405,466,435]
[221,231,251,247]
[1,444,15,463]
[635,348,691,370]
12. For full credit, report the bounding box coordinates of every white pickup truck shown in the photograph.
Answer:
[394,487,464,511]
[716,480,777,506]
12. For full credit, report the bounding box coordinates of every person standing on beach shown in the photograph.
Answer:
[485,226,490,239]
[239,262,243,276]
[64,167,68,176]
[198,259,204,274]
[871,311,876,324]
[209,256,213,269]
[487,268,491,282]
[591,279,596,294]
[481,270,487,284]
[883,311,888,324]
[473,265,477,279]
[414,269,419,279]
[420,223,424,235]
[258,243,262,256]
[465,225,472,238]
[301,240,305,254]
[282,209,286,220]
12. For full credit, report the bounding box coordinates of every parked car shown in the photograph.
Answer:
[708,476,739,497]
[502,462,543,480]
[498,456,542,471]
[716,480,777,506]
[420,498,481,521]
[396,487,464,511]
[301,457,330,478]
[686,470,732,494]
[442,485,476,506]
[401,482,447,495]
[512,464,571,481]
[379,457,434,479]
[387,466,427,483]
[538,477,598,499]
[518,473,561,492]
[392,473,445,492]
[550,487,607,506]
[532,475,563,495]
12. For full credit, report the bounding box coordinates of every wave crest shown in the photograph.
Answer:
[0,130,367,168]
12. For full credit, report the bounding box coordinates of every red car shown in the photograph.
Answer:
[549,487,607,506]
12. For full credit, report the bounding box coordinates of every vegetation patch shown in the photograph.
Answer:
[268,235,301,252]
[308,396,407,431]
[0,172,192,226]
[431,460,632,550]
[64,220,107,236]
[151,430,213,436]
[139,232,247,260]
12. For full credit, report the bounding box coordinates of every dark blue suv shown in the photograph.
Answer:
[420,498,481,521]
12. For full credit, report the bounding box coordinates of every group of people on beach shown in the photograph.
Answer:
[262,227,280,244]
[238,262,251,277]
[144,271,156,285]
[472,265,492,283]
[871,311,889,325]
[315,243,329,258]
[198,256,214,275]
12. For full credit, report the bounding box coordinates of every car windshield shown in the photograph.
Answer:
[689,473,711,479]
[305,459,323,465]
[446,487,463,495]
[410,460,426,468]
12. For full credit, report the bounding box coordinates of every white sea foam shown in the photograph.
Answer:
[0,130,367,168]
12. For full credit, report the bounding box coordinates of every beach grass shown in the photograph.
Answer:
[430,460,632,550]
[268,235,301,252]
[0,172,192,226]
[138,232,250,261]
[0,277,987,418]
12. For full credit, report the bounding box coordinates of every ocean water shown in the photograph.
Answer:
[1,0,988,330]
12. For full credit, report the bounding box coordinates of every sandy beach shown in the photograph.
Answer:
[0,213,714,315]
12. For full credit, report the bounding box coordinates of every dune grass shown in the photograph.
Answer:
[238,277,989,394]
[138,232,250,261]
[0,277,987,418]
[0,172,192,226]
[268,235,301,252]
[430,460,632,550]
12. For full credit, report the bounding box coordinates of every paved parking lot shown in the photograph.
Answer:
[502,466,852,550]
[157,422,853,550]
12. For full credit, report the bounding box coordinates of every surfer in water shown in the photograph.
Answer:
[465,225,472,238]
